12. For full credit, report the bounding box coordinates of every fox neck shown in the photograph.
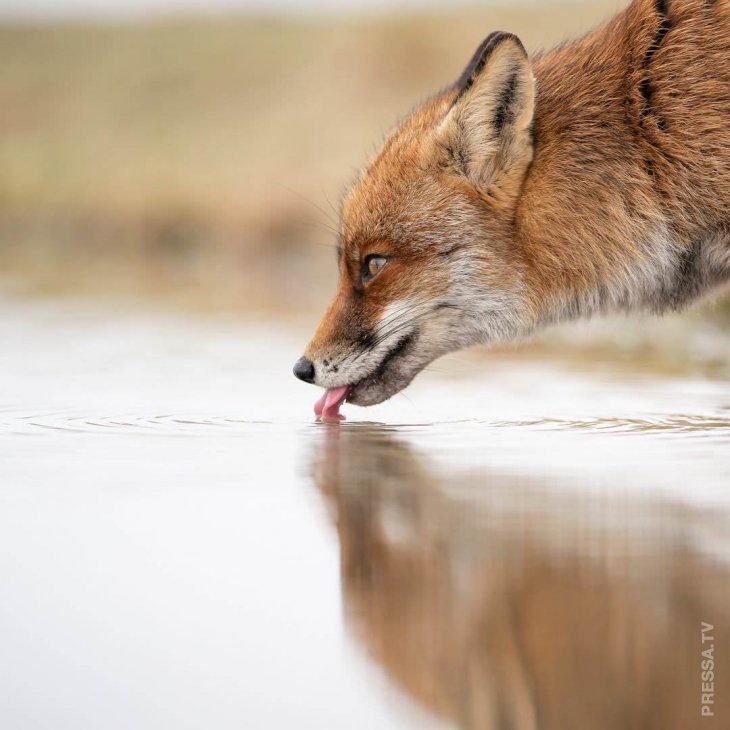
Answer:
[509,0,730,335]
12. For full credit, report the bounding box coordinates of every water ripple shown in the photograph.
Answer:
[0,410,275,436]
[1,410,729,437]
[486,414,730,435]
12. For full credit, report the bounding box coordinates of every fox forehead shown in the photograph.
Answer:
[339,170,481,264]
[338,91,470,256]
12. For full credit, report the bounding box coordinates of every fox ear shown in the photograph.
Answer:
[436,32,535,193]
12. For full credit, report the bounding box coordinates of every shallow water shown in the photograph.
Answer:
[1,298,729,729]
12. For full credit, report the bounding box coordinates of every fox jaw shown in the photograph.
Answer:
[294,33,536,409]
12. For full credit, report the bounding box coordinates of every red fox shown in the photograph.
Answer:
[294,0,730,419]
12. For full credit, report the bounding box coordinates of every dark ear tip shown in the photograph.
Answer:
[456,31,527,94]
[498,33,528,57]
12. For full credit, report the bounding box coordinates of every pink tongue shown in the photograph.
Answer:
[314,386,350,421]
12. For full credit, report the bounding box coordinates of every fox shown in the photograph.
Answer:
[294,0,730,419]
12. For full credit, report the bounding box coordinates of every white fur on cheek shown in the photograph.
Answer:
[314,297,424,389]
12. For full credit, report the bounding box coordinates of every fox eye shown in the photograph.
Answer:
[361,255,389,283]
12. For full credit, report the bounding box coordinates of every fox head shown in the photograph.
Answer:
[294,33,537,408]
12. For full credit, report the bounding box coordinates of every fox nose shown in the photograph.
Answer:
[293,356,315,383]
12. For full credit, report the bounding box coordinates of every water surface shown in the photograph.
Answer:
[1,298,728,728]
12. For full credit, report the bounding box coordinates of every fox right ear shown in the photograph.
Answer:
[436,32,535,194]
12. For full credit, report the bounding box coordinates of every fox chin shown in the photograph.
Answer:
[294,0,730,413]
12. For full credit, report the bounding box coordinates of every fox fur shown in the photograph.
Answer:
[299,0,730,406]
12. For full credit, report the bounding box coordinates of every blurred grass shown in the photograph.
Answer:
[0,2,625,312]
[0,0,727,366]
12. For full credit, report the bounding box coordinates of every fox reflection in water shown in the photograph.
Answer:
[311,425,729,730]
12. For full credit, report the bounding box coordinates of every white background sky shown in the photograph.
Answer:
[0,0,540,21]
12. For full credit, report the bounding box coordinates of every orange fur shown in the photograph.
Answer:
[298,0,730,406]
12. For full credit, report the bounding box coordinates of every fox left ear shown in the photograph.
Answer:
[436,32,535,195]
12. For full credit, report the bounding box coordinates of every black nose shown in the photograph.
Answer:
[293,356,315,383]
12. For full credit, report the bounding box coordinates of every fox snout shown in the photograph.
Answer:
[294,273,487,410]
[295,287,402,404]
[294,263,444,410]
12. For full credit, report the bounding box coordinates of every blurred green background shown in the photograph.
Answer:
[0,0,727,371]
